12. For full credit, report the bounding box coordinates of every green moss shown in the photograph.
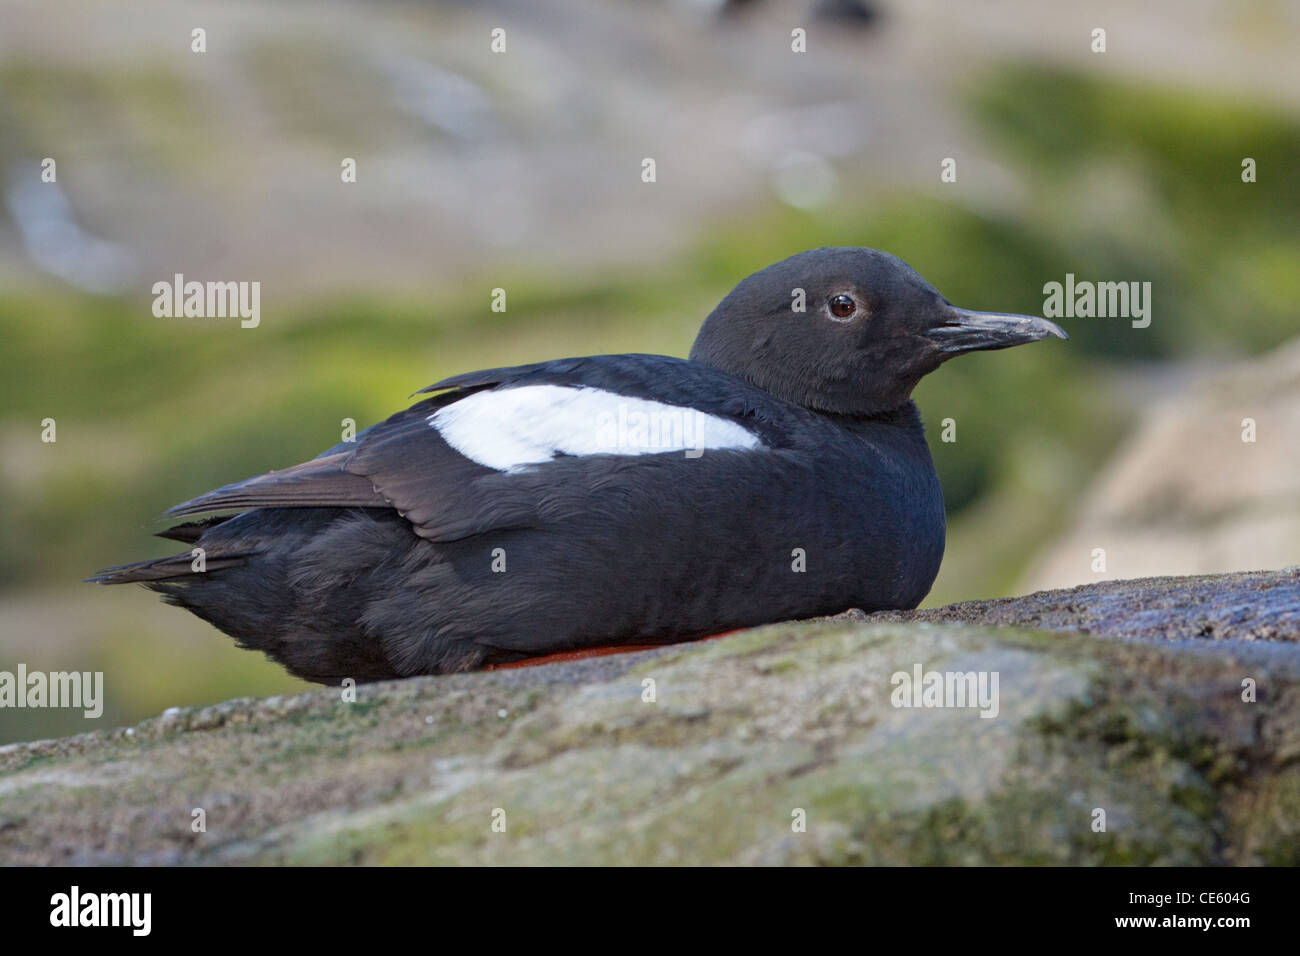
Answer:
[0,62,207,169]
[3,610,1296,865]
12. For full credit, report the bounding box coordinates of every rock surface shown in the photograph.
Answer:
[1,570,1297,865]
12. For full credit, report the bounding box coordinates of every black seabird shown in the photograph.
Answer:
[92,247,1066,682]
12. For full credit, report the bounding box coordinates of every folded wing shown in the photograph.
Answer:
[162,354,790,542]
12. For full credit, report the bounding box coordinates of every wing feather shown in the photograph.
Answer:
[165,452,388,517]
[159,355,800,545]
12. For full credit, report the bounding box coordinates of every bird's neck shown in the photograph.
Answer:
[822,400,924,432]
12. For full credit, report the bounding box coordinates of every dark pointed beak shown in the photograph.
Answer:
[927,307,1068,355]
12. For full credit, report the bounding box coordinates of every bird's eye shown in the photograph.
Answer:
[829,294,856,319]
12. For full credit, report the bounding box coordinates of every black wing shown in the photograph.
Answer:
[165,354,805,542]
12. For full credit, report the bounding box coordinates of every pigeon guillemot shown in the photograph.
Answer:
[92,247,1066,682]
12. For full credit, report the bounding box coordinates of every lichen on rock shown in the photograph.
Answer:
[1,570,1296,865]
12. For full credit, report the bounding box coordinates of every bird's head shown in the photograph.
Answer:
[689,246,1067,417]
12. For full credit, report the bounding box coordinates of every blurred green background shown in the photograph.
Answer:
[2,0,1298,743]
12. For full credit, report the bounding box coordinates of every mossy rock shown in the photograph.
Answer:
[1,571,1296,864]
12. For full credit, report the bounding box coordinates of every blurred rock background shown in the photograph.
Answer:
[1,0,1298,742]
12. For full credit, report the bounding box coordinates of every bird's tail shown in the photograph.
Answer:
[88,506,405,684]
[87,550,254,585]
[88,517,250,584]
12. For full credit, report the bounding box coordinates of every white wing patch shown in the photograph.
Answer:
[429,384,763,471]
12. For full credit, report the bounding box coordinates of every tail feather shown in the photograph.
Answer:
[88,550,254,585]
[90,506,427,683]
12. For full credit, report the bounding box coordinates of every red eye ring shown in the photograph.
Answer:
[829,294,856,318]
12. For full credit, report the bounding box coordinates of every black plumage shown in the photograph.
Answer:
[92,247,1066,682]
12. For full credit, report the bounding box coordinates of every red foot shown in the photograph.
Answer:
[485,629,742,671]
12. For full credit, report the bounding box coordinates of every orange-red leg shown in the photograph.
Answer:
[485,629,741,671]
